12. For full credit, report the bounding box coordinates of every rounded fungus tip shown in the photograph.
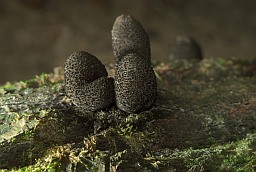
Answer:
[112,15,157,113]
[169,35,203,61]
[64,51,114,112]
[112,14,151,65]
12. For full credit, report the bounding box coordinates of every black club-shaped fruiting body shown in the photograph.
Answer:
[115,53,157,113]
[112,15,157,113]
[63,15,157,114]
[64,51,114,112]
[112,14,151,65]
[169,35,203,61]
[71,77,114,112]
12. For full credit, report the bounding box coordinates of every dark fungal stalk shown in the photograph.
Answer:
[64,51,114,112]
[112,15,157,113]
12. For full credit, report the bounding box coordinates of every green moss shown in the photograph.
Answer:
[0,58,255,171]
[4,133,255,172]
[220,134,256,171]
[146,133,256,171]
[1,82,17,92]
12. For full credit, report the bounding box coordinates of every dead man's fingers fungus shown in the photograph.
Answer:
[169,35,203,61]
[64,51,114,112]
[112,14,151,65]
[114,53,157,113]
[112,15,157,113]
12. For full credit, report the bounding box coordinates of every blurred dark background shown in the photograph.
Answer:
[0,0,256,84]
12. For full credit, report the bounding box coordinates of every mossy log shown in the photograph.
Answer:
[0,58,255,171]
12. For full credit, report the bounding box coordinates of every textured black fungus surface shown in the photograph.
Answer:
[64,15,157,113]
[71,77,115,112]
[112,14,157,113]
[115,53,157,113]
[112,14,151,65]
[64,51,107,89]
[64,51,114,112]
[169,35,203,60]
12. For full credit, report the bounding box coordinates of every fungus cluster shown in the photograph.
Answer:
[64,15,157,113]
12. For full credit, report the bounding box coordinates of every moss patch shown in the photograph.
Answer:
[0,58,255,171]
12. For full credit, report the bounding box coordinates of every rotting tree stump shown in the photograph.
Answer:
[0,58,255,171]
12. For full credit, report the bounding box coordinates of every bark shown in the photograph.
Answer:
[0,58,255,171]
